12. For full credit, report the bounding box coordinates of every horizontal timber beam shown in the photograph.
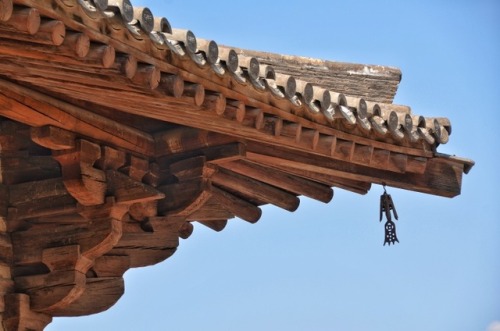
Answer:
[0,78,155,157]
[246,142,463,197]
[220,160,334,203]
[211,167,300,212]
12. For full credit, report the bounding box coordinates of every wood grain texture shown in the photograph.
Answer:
[0,1,472,328]
[231,47,402,103]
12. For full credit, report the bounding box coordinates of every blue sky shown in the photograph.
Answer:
[48,1,499,330]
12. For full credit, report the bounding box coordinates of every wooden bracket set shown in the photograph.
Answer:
[0,0,473,329]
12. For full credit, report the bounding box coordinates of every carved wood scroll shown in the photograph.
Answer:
[0,121,171,329]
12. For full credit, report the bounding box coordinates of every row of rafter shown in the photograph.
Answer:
[0,0,451,153]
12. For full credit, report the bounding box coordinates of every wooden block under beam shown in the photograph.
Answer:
[154,127,236,156]
[30,125,75,150]
[157,142,245,169]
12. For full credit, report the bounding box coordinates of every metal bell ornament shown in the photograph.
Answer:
[379,184,399,246]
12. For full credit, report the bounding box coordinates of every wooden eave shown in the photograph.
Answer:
[0,1,473,330]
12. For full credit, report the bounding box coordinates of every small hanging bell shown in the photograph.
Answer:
[379,184,399,246]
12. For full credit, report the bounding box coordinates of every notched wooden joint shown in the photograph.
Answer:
[30,125,76,150]
[52,139,106,206]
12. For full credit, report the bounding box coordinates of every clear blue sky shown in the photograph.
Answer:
[48,1,500,330]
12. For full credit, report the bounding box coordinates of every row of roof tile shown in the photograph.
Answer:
[2,0,452,147]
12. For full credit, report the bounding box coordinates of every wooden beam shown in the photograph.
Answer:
[0,61,431,160]
[120,155,149,182]
[157,180,212,217]
[3,293,52,331]
[178,221,194,239]
[9,178,69,207]
[221,160,333,203]
[0,184,8,231]
[187,198,234,221]
[106,170,165,205]
[131,64,161,90]
[209,186,261,223]
[95,145,127,171]
[110,217,180,268]
[157,143,245,173]
[246,143,463,197]
[30,125,75,150]
[203,92,226,115]
[211,167,300,212]
[52,140,106,206]
[0,38,113,70]
[14,269,86,312]
[168,156,207,181]
[61,32,90,58]
[86,43,115,68]
[1,6,40,35]
[0,17,65,46]
[158,73,184,98]
[52,277,124,317]
[236,161,371,195]
[0,78,155,156]
[0,0,13,22]
[0,1,436,160]
[155,127,236,156]
[197,220,228,232]
[183,82,205,107]
[92,255,130,278]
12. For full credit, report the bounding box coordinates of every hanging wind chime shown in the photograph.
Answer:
[379,184,399,245]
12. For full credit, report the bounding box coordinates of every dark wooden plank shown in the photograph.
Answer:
[211,167,300,212]
[51,277,124,317]
[210,186,261,223]
[221,160,333,203]
[0,78,155,156]
[246,143,463,197]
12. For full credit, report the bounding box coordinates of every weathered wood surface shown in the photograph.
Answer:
[52,140,106,206]
[186,198,231,220]
[211,167,300,212]
[0,71,436,162]
[0,1,473,329]
[3,293,52,331]
[210,185,262,223]
[221,160,333,203]
[0,0,455,157]
[0,79,155,156]
[110,217,180,268]
[197,219,228,232]
[52,277,124,317]
[246,143,463,197]
[231,47,402,103]
[0,21,438,158]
